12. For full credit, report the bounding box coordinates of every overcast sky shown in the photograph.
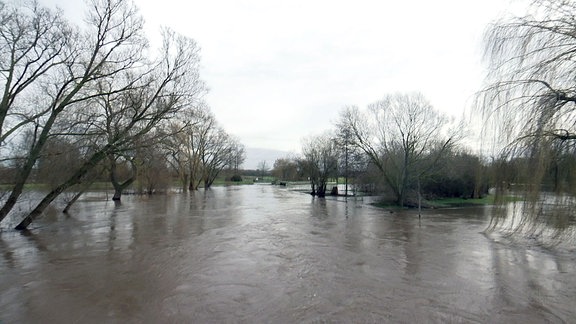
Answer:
[42,0,521,154]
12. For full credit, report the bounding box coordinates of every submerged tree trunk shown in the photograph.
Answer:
[109,155,137,201]
[16,149,110,230]
[310,182,316,196]
[189,171,202,191]
[317,181,327,198]
[417,177,422,218]
[62,172,101,213]
[181,173,190,193]
[63,190,85,214]
[0,114,60,224]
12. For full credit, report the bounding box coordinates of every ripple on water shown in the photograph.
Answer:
[0,185,575,323]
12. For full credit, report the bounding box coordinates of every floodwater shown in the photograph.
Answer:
[1,185,575,323]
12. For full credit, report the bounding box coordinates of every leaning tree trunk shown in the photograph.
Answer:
[0,113,61,224]
[16,149,109,230]
[63,190,85,214]
[63,179,96,213]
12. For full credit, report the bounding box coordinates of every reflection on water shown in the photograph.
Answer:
[487,198,576,248]
[1,185,575,323]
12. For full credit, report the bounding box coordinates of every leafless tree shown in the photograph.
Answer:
[338,93,458,206]
[201,127,236,188]
[134,137,172,195]
[186,104,217,190]
[162,120,193,191]
[227,136,246,176]
[108,152,137,200]
[0,0,148,226]
[333,115,366,196]
[257,160,270,180]
[162,102,243,190]
[15,25,205,229]
[272,157,300,181]
[301,133,339,197]
[480,0,576,242]
[0,1,73,144]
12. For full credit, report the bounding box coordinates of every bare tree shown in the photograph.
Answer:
[162,103,243,190]
[480,0,576,241]
[135,137,172,195]
[0,1,72,144]
[272,157,300,181]
[257,160,270,180]
[15,26,205,229]
[334,115,365,196]
[338,93,458,206]
[227,136,246,176]
[108,152,137,200]
[162,120,194,192]
[0,0,147,225]
[187,104,217,190]
[201,127,236,188]
[161,102,217,192]
[301,133,339,197]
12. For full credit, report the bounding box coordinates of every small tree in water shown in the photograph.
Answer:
[480,0,576,245]
[337,94,459,206]
[301,133,339,197]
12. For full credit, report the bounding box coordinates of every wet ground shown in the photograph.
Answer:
[1,185,575,323]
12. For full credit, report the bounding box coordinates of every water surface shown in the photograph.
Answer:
[1,185,574,323]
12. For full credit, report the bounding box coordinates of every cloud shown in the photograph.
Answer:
[42,0,517,152]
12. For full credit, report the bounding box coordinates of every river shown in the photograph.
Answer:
[1,185,575,323]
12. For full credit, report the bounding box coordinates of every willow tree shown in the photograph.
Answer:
[481,0,576,243]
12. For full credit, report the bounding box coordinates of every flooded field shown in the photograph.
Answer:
[1,185,575,323]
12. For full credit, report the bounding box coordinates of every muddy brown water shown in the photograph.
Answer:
[1,185,575,323]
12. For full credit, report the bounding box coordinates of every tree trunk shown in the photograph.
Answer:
[417,177,422,218]
[109,154,137,201]
[0,115,59,223]
[190,173,202,190]
[15,148,110,230]
[204,177,214,189]
[397,150,411,207]
[112,187,123,200]
[317,185,326,197]
[62,175,100,213]
[181,173,190,193]
[63,190,85,214]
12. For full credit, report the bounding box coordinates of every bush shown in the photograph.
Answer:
[230,174,243,182]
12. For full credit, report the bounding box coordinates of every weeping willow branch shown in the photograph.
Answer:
[479,0,576,247]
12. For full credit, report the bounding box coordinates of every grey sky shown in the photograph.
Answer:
[41,0,521,154]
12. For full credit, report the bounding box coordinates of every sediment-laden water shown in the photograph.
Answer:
[1,185,574,323]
